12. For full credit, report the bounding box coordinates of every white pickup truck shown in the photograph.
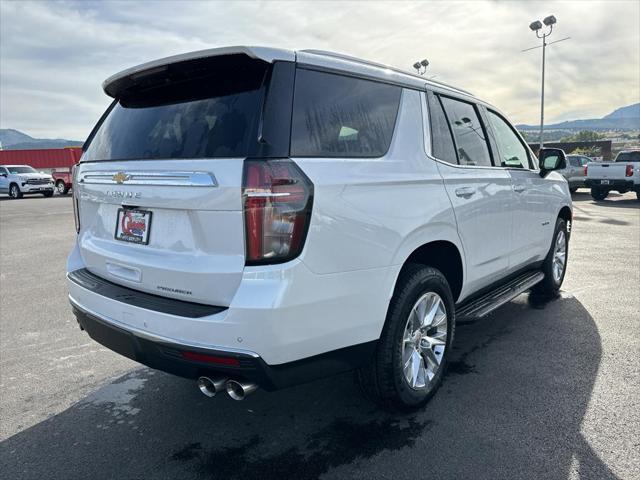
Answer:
[586,150,640,201]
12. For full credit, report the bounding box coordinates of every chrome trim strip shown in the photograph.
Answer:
[78,170,218,187]
[68,292,260,358]
[244,191,290,198]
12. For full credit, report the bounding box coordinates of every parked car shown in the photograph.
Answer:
[67,47,572,410]
[52,167,73,195]
[0,164,54,198]
[585,150,640,200]
[559,154,591,193]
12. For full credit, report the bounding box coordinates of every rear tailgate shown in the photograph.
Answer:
[73,52,295,307]
[76,160,245,306]
[586,162,628,180]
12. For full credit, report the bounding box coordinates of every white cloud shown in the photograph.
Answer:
[1,0,638,139]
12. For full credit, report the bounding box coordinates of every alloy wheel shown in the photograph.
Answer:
[402,292,448,390]
[552,230,566,283]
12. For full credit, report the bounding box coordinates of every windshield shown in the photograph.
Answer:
[615,151,640,162]
[7,166,37,174]
[84,56,268,161]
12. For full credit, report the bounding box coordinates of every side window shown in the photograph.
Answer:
[440,96,492,167]
[581,157,591,166]
[486,110,530,169]
[427,92,457,164]
[569,157,580,167]
[290,69,402,157]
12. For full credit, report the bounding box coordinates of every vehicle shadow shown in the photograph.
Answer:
[0,294,617,480]
[571,190,639,209]
[0,194,71,202]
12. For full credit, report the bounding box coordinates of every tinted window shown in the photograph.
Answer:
[485,110,530,169]
[83,58,268,161]
[440,97,492,167]
[428,92,457,164]
[7,166,37,174]
[580,157,591,166]
[616,151,640,162]
[568,156,581,167]
[291,69,401,157]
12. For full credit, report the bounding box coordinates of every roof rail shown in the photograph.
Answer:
[299,49,473,96]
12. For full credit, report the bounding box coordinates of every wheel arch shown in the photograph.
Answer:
[557,205,572,236]
[396,240,464,303]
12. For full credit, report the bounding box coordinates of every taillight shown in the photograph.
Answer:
[72,164,80,233]
[625,164,634,177]
[584,165,588,176]
[242,159,313,265]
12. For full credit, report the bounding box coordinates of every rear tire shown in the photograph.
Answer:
[43,191,54,198]
[56,180,69,195]
[590,188,608,201]
[356,264,455,411]
[532,218,568,295]
[9,183,22,199]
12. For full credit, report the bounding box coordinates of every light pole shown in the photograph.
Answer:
[525,15,570,150]
[413,59,429,75]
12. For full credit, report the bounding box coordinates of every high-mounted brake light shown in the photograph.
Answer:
[625,164,634,177]
[243,159,313,265]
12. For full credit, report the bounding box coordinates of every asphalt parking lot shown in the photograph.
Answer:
[0,191,638,480]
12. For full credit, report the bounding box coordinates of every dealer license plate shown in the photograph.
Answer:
[115,209,152,245]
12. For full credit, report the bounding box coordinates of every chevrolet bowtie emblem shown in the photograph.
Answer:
[112,172,131,184]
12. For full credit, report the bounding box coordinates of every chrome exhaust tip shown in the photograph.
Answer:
[197,376,227,398]
[226,379,258,401]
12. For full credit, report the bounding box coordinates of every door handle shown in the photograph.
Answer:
[513,184,526,193]
[455,187,476,198]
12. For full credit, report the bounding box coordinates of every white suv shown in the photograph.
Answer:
[67,47,572,410]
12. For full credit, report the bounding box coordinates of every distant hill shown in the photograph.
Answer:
[603,103,640,120]
[0,129,83,150]
[517,103,640,131]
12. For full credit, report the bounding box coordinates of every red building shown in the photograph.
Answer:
[0,147,82,171]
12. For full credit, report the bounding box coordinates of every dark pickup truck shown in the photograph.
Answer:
[52,168,73,195]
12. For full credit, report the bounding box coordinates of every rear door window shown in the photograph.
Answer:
[290,69,401,157]
[440,96,492,167]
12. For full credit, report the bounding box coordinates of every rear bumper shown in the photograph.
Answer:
[585,179,635,190]
[71,300,375,390]
[67,235,394,366]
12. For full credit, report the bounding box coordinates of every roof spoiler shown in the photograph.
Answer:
[102,46,295,98]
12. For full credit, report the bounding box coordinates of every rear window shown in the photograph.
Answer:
[83,56,268,161]
[616,151,640,162]
[290,69,401,157]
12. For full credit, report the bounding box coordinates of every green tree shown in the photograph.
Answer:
[560,130,604,143]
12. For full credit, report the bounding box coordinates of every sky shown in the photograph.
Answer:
[1,0,639,140]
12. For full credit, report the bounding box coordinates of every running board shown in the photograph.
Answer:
[455,271,545,321]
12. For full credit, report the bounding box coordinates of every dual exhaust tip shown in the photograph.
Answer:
[197,376,258,401]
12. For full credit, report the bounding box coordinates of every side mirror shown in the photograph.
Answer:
[538,148,566,177]
[0,173,7,177]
